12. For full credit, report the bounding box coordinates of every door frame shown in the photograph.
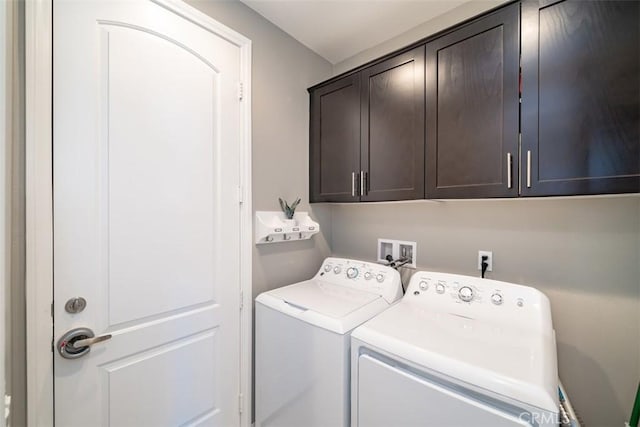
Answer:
[25,1,253,425]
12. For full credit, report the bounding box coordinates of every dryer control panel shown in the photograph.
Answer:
[315,257,403,304]
[406,271,553,334]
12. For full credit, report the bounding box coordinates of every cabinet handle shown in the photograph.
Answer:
[360,171,366,196]
[351,172,357,197]
[507,152,513,189]
[526,150,532,188]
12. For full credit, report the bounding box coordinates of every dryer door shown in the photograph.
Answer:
[357,355,532,427]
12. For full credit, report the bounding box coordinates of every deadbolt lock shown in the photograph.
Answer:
[64,297,87,314]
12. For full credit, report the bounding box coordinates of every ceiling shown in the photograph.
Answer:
[239,0,471,64]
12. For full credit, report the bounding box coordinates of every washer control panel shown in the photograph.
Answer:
[405,270,553,331]
[316,257,402,304]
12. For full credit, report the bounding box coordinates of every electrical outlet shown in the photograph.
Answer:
[377,239,417,269]
[478,250,493,272]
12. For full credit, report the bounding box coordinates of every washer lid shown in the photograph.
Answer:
[352,300,559,413]
[256,279,391,334]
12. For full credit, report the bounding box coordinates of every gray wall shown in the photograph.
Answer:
[187,1,640,426]
[184,2,332,420]
[330,4,640,424]
[1,0,8,425]
[14,1,630,425]
[186,0,333,297]
[330,197,640,426]
[5,1,26,425]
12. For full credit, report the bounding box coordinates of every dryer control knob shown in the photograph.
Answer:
[364,272,373,280]
[376,274,385,283]
[491,293,503,305]
[435,283,446,294]
[324,265,332,273]
[419,281,429,291]
[333,266,342,274]
[346,267,359,279]
[458,286,474,302]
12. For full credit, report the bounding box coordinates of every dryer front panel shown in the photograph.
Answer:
[357,354,532,427]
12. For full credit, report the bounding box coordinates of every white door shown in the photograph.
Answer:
[54,1,243,425]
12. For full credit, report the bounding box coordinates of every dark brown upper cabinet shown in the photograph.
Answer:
[310,74,361,202]
[309,47,425,202]
[360,46,425,202]
[425,3,520,198]
[521,0,640,196]
[310,0,639,202]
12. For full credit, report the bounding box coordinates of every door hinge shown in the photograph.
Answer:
[237,82,244,101]
[237,185,243,205]
[4,395,11,421]
[239,291,243,310]
[238,393,243,414]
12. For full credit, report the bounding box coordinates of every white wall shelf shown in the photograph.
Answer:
[255,211,319,244]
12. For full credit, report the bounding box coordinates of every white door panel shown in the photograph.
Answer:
[106,24,219,325]
[54,1,241,425]
[104,330,219,427]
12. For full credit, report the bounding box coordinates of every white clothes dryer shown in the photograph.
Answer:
[351,271,559,427]
[255,257,403,427]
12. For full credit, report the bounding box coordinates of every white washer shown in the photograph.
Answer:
[351,271,559,427]
[255,257,403,427]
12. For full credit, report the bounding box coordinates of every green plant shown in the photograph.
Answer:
[279,197,301,220]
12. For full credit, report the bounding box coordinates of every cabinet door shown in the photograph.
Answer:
[360,46,425,202]
[310,74,361,202]
[521,0,640,196]
[425,3,520,198]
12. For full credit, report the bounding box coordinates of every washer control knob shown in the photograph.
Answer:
[376,274,385,283]
[419,281,429,291]
[458,286,474,302]
[346,267,359,279]
[333,266,342,274]
[324,265,332,273]
[435,283,446,294]
[364,272,373,280]
[491,293,503,305]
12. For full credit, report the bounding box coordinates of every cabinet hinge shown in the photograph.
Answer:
[239,291,244,310]
[238,185,243,205]
[238,393,243,414]
[237,82,244,101]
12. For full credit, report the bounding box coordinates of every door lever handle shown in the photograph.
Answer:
[72,334,112,349]
[58,327,112,359]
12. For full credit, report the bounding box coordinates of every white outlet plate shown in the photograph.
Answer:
[378,238,417,269]
[478,250,493,272]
